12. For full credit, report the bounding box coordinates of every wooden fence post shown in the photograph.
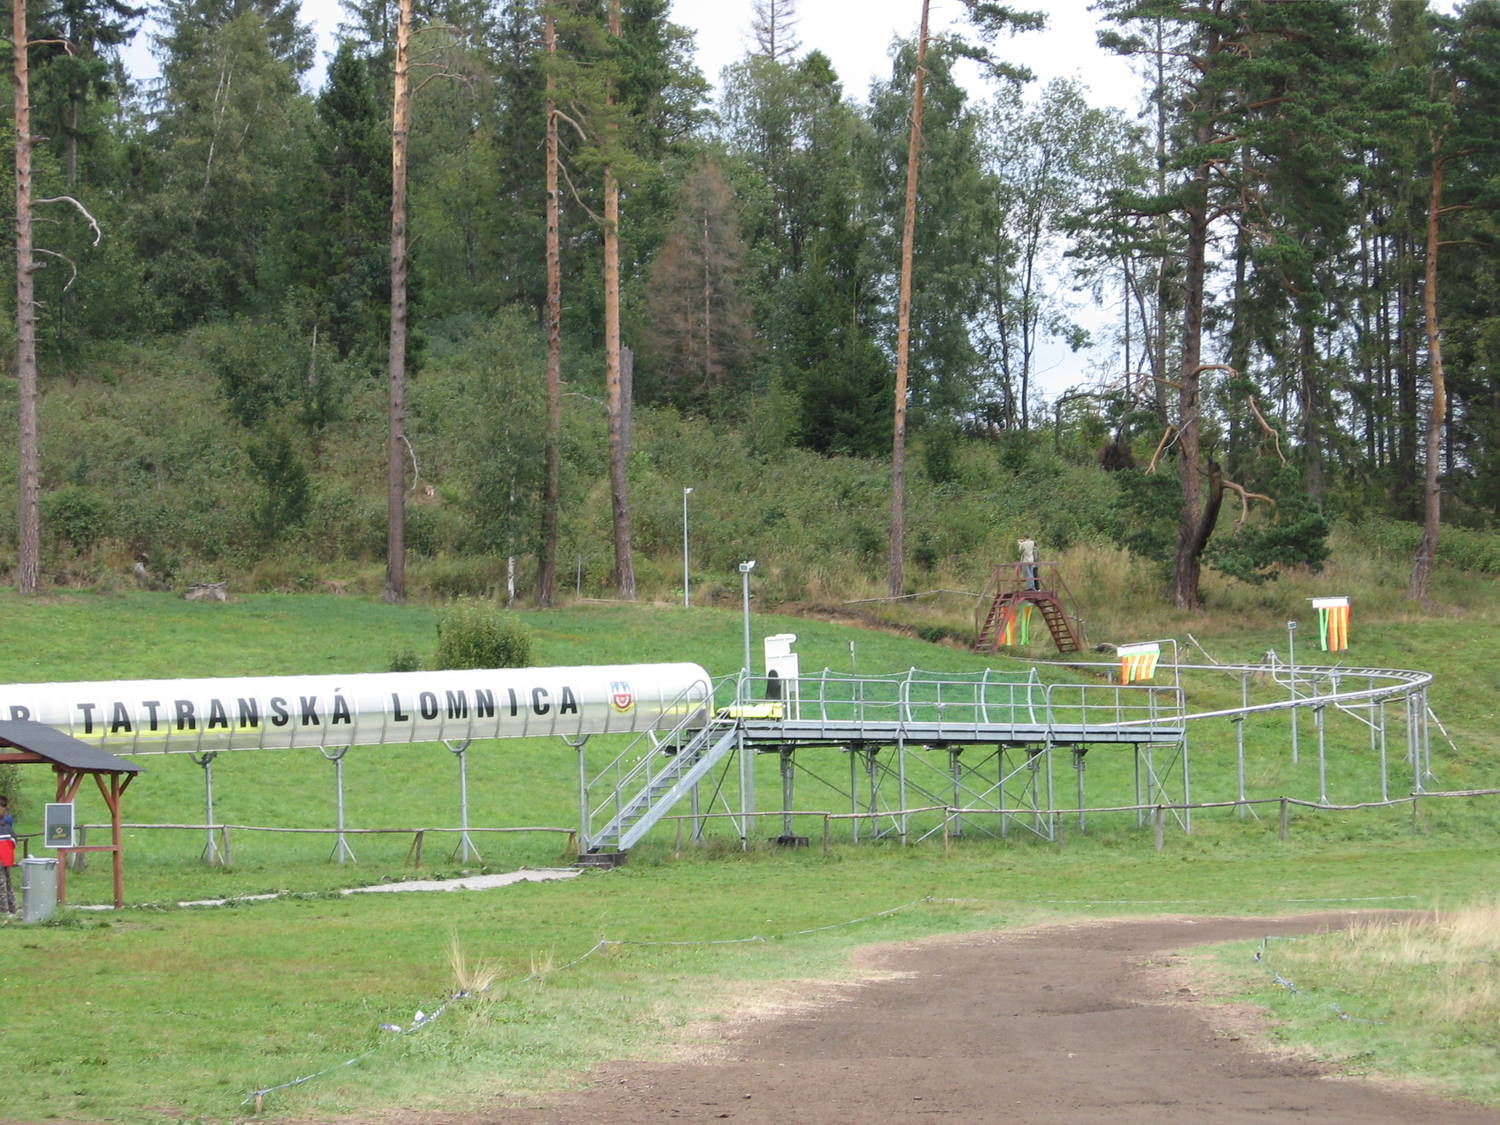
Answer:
[1279,797,1289,842]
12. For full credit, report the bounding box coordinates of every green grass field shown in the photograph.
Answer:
[2,587,1499,1121]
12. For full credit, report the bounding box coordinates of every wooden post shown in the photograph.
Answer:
[1279,797,1289,841]
[1153,805,1164,852]
[822,813,831,857]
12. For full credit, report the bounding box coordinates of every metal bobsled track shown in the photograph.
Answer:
[576,657,1438,859]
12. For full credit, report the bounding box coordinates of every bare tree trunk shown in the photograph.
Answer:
[14,0,39,596]
[1168,143,1212,611]
[1409,155,1446,603]
[1150,16,1170,429]
[604,0,635,600]
[888,0,928,598]
[1297,321,1324,504]
[702,211,712,390]
[384,0,412,604]
[538,10,562,607]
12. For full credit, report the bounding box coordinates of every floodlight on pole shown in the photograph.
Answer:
[739,560,756,701]
[1287,619,1299,763]
[682,487,693,608]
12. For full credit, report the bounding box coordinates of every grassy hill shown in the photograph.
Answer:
[0,569,1498,1121]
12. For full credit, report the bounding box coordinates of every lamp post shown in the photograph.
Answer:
[737,560,758,843]
[739,560,756,702]
[682,487,693,608]
[1287,620,1299,764]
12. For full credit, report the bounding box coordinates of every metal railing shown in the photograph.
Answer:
[580,676,716,849]
[973,561,1087,644]
[715,667,1186,742]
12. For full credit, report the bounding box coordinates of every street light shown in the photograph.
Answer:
[739,560,756,701]
[682,487,693,608]
[1287,620,1299,764]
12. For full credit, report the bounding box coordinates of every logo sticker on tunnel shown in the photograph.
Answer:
[610,682,634,712]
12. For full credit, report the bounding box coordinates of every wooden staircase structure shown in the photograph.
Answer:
[973,562,1085,655]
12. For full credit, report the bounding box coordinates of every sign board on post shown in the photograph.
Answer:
[763,634,800,718]
[43,802,76,849]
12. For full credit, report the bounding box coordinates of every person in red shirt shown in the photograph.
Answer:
[0,794,16,914]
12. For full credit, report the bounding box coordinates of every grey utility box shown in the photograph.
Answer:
[20,856,58,923]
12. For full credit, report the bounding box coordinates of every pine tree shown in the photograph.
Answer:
[640,160,754,411]
[1097,0,1365,608]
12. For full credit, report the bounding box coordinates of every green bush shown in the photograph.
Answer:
[44,486,111,554]
[245,427,312,542]
[1346,517,1500,574]
[414,554,507,601]
[433,599,533,669]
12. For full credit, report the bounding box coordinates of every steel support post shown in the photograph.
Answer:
[897,738,909,845]
[1408,693,1422,794]
[1046,744,1056,841]
[1134,746,1143,828]
[865,747,880,839]
[849,745,860,843]
[999,747,1009,838]
[949,748,963,838]
[1181,724,1192,834]
[445,740,480,863]
[738,728,751,850]
[568,735,590,853]
[1315,706,1328,806]
[1073,748,1087,834]
[1287,621,1299,764]
[780,748,795,838]
[190,752,222,866]
[1422,690,1434,786]
[1235,673,1248,817]
[321,746,356,863]
[1377,699,1389,803]
[1029,747,1046,839]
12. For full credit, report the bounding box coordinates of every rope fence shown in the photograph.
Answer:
[52,787,1500,870]
[60,823,576,870]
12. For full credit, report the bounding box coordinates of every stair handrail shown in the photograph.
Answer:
[1042,562,1088,647]
[614,723,744,851]
[973,562,1087,650]
[583,677,715,842]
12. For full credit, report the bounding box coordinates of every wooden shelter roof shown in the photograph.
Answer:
[0,718,142,773]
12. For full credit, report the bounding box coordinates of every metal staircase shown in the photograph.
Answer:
[973,563,1084,654]
[584,716,741,854]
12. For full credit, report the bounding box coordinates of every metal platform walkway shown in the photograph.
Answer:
[577,668,1187,856]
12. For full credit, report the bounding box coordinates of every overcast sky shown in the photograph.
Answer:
[123,0,1145,396]
[678,0,1140,110]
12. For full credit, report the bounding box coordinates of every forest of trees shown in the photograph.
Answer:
[3,0,1498,608]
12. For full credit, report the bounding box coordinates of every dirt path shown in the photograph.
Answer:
[489,913,1500,1125]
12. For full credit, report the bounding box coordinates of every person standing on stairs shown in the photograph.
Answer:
[1017,535,1040,591]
